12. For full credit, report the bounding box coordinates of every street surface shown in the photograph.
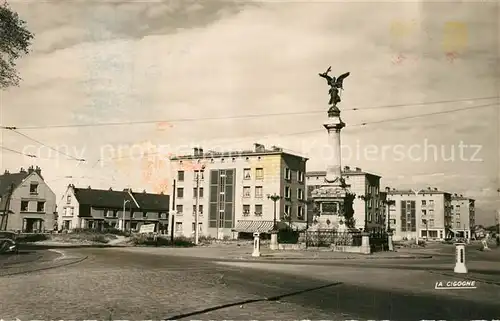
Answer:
[1,246,499,320]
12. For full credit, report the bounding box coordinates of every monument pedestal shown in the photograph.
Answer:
[270,231,278,250]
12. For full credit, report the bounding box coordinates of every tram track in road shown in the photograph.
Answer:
[0,249,89,277]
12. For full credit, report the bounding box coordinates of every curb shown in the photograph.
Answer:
[229,254,433,261]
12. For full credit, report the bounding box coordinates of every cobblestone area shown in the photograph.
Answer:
[1,248,499,320]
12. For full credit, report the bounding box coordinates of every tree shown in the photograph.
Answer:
[0,1,33,89]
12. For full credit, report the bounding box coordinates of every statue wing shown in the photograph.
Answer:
[335,72,350,88]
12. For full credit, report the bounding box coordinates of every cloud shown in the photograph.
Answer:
[1,1,498,224]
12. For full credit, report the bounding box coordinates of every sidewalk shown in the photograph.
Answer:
[116,245,433,261]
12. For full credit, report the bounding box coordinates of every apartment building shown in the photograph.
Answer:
[58,185,170,232]
[306,166,384,231]
[450,194,475,239]
[386,187,452,241]
[169,144,308,239]
[0,166,56,232]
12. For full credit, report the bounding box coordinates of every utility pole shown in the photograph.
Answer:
[0,184,14,230]
[171,179,176,243]
[194,165,205,245]
[194,172,200,245]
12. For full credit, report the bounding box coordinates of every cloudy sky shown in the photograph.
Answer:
[1,0,498,225]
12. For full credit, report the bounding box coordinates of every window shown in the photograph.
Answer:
[177,187,184,198]
[198,222,203,232]
[199,187,204,198]
[243,186,251,198]
[297,206,304,220]
[243,205,250,216]
[177,171,184,181]
[176,205,183,214]
[131,222,138,231]
[429,200,434,206]
[198,205,203,214]
[255,204,263,215]
[175,222,182,232]
[194,170,205,181]
[298,171,304,182]
[429,219,435,227]
[192,223,196,232]
[284,168,291,180]
[421,200,426,206]
[421,209,427,216]
[284,205,291,217]
[104,209,110,217]
[429,209,434,216]
[29,183,38,194]
[244,168,251,180]
[66,195,71,204]
[456,205,460,211]
[159,212,166,219]
[285,186,291,199]
[21,201,29,212]
[70,207,74,216]
[255,186,263,198]
[143,211,148,218]
[256,168,264,180]
[297,188,303,200]
[193,188,198,198]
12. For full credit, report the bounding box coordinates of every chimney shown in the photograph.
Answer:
[19,167,26,173]
[199,148,203,155]
[109,187,113,191]
[355,167,361,172]
[254,143,265,152]
[460,194,463,197]
[34,166,41,175]
[143,189,146,193]
[344,166,350,171]
[3,169,9,175]
[88,186,91,189]
[193,147,199,156]
[427,187,431,191]
[434,188,438,191]
[28,166,34,174]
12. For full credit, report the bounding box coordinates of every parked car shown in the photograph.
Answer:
[0,231,18,254]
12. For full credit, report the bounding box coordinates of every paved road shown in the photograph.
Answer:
[1,247,499,320]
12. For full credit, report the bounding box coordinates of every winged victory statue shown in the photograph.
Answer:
[318,66,350,111]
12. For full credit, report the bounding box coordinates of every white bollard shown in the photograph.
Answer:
[252,232,261,257]
[481,238,490,250]
[453,242,467,274]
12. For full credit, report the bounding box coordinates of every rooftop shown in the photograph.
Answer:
[0,166,44,208]
[169,143,308,161]
[70,185,169,211]
[385,187,451,195]
[306,166,381,178]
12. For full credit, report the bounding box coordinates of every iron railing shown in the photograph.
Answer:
[304,230,362,247]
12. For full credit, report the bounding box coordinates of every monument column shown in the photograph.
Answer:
[324,107,345,184]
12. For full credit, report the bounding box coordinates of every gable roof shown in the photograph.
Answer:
[0,172,29,197]
[72,187,170,211]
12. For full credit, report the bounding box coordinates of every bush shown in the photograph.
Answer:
[278,230,300,244]
[15,233,50,243]
[71,228,129,236]
[91,235,109,243]
[131,234,195,247]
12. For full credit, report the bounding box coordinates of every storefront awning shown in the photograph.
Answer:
[232,220,274,233]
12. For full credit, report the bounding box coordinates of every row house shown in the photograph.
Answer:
[58,184,170,233]
[0,166,56,232]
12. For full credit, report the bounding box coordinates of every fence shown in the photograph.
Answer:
[369,231,389,252]
[304,230,363,247]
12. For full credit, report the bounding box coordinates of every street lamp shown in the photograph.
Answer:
[384,187,395,233]
[267,193,282,231]
[358,194,371,232]
[122,199,130,232]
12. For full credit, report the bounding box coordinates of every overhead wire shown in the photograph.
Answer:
[1,95,497,130]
